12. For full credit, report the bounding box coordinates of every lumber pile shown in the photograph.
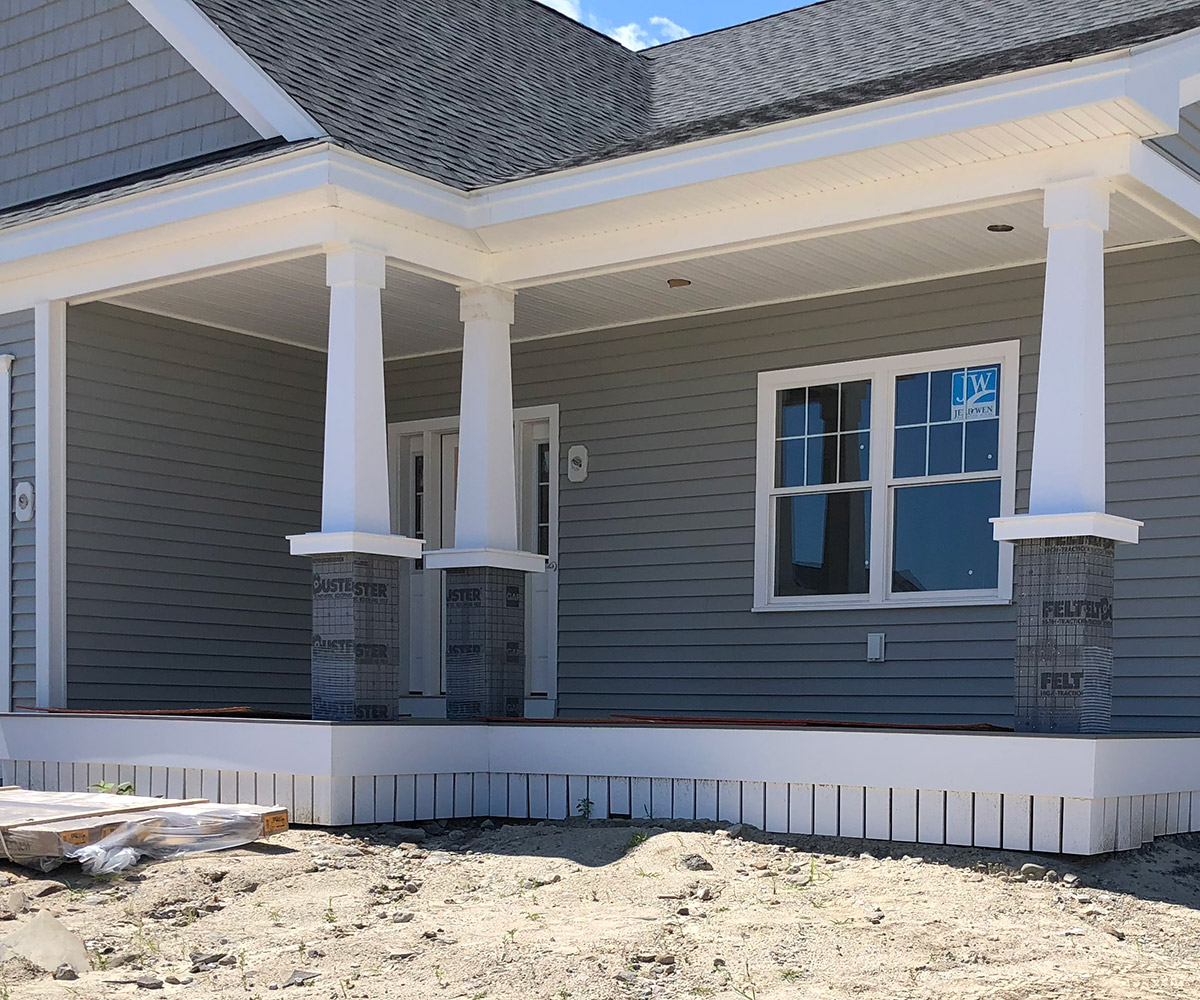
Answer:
[0,789,288,871]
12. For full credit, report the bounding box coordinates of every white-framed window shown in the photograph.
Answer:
[753,341,1019,611]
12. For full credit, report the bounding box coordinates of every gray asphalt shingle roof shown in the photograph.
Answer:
[187,0,1200,190]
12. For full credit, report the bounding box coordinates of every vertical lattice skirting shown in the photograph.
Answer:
[5,760,1195,855]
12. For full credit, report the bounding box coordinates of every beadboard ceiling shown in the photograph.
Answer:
[105,191,1184,359]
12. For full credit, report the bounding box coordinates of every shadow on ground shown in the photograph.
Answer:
[317,816,1200,912]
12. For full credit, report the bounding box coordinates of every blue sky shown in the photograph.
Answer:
[540,1,802,49]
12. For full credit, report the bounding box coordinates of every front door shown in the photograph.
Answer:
[389,408,559,713]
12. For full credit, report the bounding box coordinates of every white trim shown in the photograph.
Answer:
[468,47,1177,227]
[1117,141,1200,244]
[992,512,1143,544]
[0,354,14,715]
[423,548,548,573]
[125,0,324,141]
[318,245,393,536]
[287,531,424,559]
[1,714,1198,852]
[33,303,66,709]
[754,342,1019,612]
[1028,180,1111,517]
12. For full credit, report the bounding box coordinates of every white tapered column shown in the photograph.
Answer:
[992,179,1140,546]
[425,286,545,573]
[288,245,421,559]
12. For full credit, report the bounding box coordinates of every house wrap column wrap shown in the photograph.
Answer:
[311,553,402,722]
[1013,536,1114,734]
[444,567,526,720]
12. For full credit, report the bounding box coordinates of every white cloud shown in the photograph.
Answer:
[648,16,690,42]
[541,0,583,17]
[607,15,691,50]
[539,1,690,50]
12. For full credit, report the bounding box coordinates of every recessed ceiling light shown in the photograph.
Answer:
[666,277,692,289]
[986,223,1015,233]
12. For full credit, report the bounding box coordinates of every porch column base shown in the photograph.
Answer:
[1010,535,1116,735]
[444,567,527,721]
[309,552,404,722]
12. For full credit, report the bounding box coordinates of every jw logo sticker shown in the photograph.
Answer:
[951,366,999,421]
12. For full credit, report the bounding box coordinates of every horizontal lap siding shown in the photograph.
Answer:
[1107,247,1200,731]
[537,272,1039,724]
[0,313,35,708]
[1,0,259,210]
[65,304,323,711]
[387,267,1045,725]
[385,245,1200,728]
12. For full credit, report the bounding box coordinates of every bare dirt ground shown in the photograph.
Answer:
[1,818,1200,999]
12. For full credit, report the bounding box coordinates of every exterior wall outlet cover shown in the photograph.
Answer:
[867,632,886,662]
[13,482,33,523]
[567,444,589,483]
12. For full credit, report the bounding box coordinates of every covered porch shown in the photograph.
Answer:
[47,172,1186,730]
[5,49,1200,849]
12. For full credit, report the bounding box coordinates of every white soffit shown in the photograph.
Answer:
[102,191,1182,357]
[473,104,1164,251]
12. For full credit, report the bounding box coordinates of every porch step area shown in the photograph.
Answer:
[3,760,1194,856]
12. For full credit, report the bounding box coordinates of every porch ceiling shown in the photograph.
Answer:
[102,191,1184,359]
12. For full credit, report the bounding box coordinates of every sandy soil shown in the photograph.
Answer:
[1,818,1199,999]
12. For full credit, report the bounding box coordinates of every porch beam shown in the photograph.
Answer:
[484,137,1136,286]
[1114,141,1200,245]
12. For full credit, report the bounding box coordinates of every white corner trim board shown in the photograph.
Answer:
[0,355,13,715]
[33,303,66,710]
[125,0,324,141]
[2,714,1199,854]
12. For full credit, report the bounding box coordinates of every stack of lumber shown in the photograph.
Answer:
[0,788,288,870]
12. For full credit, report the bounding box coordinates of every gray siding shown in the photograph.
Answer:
[65,304,323,711]
[1105,245,1200,731]
[1,0,260,210]
[384,243,1200,730]
[1151,105,1200,180]
[0,312,36,709]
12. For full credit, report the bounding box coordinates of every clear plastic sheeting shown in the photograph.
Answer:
[65,804,285,874]
[0,800,288,873]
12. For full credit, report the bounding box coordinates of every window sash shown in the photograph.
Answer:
[755,342,1018,611]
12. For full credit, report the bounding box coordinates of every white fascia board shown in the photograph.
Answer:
[465,52,1167,229]
[0,146,336,269]
[0,147,488,313]
[126,0,324,141]
[1128,25,1200,118]
[325,148,473,230]
[488,136,1134,287]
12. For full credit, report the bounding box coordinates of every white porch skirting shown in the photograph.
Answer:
[1,715,1198,855]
